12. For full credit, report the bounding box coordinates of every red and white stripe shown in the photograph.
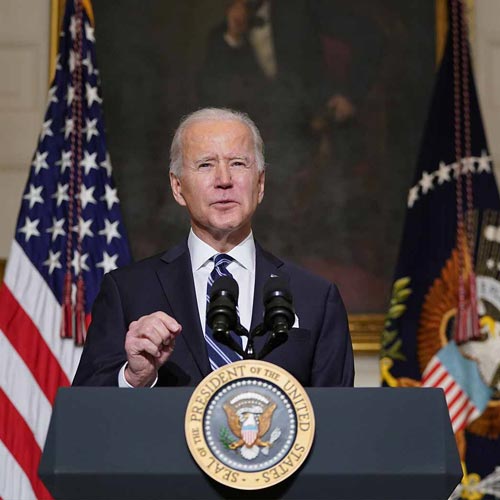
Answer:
[0,241,83,499]
[242,429,258,446]
[421,356,481,433]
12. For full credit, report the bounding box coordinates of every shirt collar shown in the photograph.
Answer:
[187,229,255,272]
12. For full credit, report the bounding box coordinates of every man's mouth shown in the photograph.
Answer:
[212,200,237,206]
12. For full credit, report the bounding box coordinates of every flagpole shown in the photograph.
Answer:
[436,0,448,66]
[49,0,64,84]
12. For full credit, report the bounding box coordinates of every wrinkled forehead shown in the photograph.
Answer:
[182,119,255,157]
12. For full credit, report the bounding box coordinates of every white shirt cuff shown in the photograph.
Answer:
[118,362,158,388]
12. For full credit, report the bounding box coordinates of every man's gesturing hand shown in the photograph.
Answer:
[124,311,182,387]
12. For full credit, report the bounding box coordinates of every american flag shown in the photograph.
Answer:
[421,341,492,433]
[0,1,131,498]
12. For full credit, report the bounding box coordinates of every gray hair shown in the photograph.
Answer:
[169,107,265,176]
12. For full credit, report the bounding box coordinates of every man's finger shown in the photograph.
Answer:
[151,311,182,335]
[128,316,178,344]
[131,337,163,358]
[127,322,162,347]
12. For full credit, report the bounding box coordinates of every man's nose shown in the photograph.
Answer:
[215,163,232,187]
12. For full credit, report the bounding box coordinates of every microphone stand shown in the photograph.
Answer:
[221,323,290,360]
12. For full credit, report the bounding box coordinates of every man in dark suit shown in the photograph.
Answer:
[73,108,354,388]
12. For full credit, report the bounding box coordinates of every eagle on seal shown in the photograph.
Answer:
[223,402,277,460]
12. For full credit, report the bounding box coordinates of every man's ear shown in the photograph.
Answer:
[170,172,186,207]
[257,170,265,204]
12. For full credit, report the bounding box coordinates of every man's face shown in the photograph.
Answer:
[170,119,265,247]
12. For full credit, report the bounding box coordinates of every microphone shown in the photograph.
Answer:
[256,276,295,360]
[206,276,243,354]
[263,276,295,335]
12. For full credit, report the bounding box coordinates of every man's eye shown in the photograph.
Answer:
[198,163,212,169]
[231,161,246,168]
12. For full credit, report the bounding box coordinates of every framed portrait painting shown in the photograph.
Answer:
[49,0,446,351]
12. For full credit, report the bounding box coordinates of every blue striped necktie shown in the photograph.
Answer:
[205,254,242,370]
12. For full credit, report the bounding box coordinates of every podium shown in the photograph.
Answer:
[39,387,462,499]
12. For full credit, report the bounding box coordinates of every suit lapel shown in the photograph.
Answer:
[156,242,210,377]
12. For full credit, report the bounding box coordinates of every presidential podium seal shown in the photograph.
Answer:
[185,360,315,490]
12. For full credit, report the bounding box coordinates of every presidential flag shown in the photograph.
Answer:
[0,1,131,498]
[380,1,500,498]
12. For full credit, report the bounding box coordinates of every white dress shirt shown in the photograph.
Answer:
[119,230,256,387]
[189,229,255,345]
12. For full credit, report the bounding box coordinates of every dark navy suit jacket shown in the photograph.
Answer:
[72,241,354,387]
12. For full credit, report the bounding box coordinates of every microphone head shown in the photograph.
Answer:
[263,276,292,304]
[263,276,295,334]
[210,275,239,303]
